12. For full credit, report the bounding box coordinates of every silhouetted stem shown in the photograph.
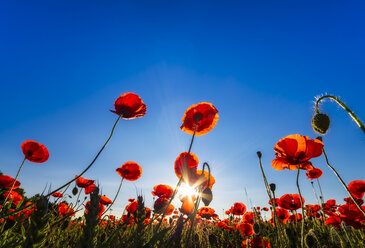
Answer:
[45,115,122,198]
[296,166,304,248]
[1,157,26,210]
[317,178,324,205]
[154,121,198,234]
[315,95,365,134]
[102,178,124,217]
[322,148,365,217]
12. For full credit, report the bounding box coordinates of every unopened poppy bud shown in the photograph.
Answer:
[201,188,213,206]
[312,113,330,134]
[72,186,79,195]
[316,136,323,141]
[257,151,262,158]
[269,183,276,192]
[253,223,260,234]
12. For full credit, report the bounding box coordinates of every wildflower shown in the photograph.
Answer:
[242,211,254,224]
[196,170,215,189]
[306,168,323,180]
[272,208,290,223]
[236,223,254,237]
[262,207,269,211]
[84,184,97,195]
[51,192,63,198]
[180,102,219,136]
[116,161,142,181]
[151,184,173,199]
[271,134,323,170]
[21,140,49,163]
[75,176,95,188]
[100,195,112,205]
[126,201,138,215]
[242,237,270,248]
[174,152,199,185]
[279,194,304,211]
[180,196,195,215]
[110,92,146,119]
[288,213,303,222]
[230,202,247,216]
[3,191,22,206]
[128,198,135,202]
[198,207,215,219]
[0,175,20,189]
[58,203,75,217]
[348,180,365,199]
[85,201,104,217]
[324,214,341,228]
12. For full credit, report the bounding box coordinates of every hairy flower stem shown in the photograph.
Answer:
[296,166,304,248]
[322,148,365,217]
[1,157,26,211]
[257,153,281,247]
[310,182,320,206]
[102,178,124,217]
[315,95,365,134]
[317,178,325,205]
[45,115,122,198]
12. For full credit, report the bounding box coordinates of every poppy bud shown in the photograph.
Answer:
[269,183,276,192]
[256,151,262,158]
[316,136,323,141]
[72,187,78,196]
[312,113,330,134]
[201,188,213,206]
[253,223,260,234]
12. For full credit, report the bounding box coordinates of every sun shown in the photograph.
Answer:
[179,184,198,199]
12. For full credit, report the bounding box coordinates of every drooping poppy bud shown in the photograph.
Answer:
[269,183,276,192]
[312,113,330,134]
[201,187,213,206]
[72,186,78,196]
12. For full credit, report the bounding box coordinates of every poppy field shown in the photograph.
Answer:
[0,92,365,248]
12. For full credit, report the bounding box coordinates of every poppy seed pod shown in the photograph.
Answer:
[201,187,213,206]
[269,183,276,192]
[312,113,330,134]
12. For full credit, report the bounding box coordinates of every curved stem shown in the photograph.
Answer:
[45,115,122,198]
[102,178,124,217]
[296,166,304,248]
[322,148,365,217]
[315,95,365,134]
[1,157,26,210]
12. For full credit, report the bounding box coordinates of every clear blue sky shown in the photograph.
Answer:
[1,1,365,217]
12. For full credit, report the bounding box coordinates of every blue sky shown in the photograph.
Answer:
[1,1,365,217]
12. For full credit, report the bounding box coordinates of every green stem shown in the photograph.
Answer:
[315,95,365,134]
[322,148,365,217]
[102,178,124,217]
[1,157,26,210]
[317,178,325,206]
[45,115,122,198]
[296,166,304,248]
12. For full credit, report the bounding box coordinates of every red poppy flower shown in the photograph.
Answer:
[75,176,95,188]
[0,175,21,189]
[180,102,219,136]
[236,223,254,237]
[110,92,146,119]
[51,192,63,198]
[271,135,323,170]
[196,170,215,189]
[21,140,49,163]
[180,197,195,215]
[174,152,199,185]
[151,184,173,199]
[348,180,365,199]
[279,194,304,211]
[242,211,254,224]
[128,198,135,202]
[145,207,151,219]
[84,184,97,195]
[288,213,303,222]
[230,202,247,215]
[324,214,341,228]
[58,203,75,217]
[262,207,269,211]
[153,198,174,214]
[116,161,142,181]
[100,195,112,205]
[126,201,138,214]
[306,168,323,180]
[3,191,22,206]
[85,201,104,217]
[268,198,280,206]
[242,236,270,248]
[272,208,290,223]
[198,207,215,219]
